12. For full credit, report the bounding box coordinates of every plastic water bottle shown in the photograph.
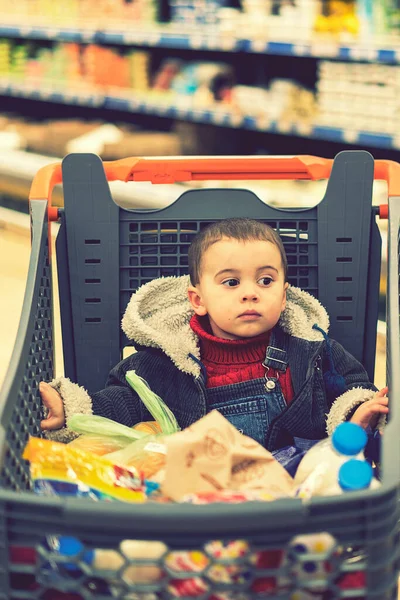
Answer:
[294,422,369,497]
[338,459,376,492]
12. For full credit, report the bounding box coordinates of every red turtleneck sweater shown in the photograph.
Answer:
[190,315,294,403]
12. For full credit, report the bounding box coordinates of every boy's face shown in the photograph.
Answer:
[188,238,288,340]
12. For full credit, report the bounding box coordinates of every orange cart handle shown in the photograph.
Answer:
[30,155,400,221]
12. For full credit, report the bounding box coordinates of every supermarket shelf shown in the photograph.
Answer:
[0,24,242,51]
[1,24,400,62]
[0,81,398,150]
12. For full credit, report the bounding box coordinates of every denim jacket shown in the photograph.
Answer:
[47,276,381,451]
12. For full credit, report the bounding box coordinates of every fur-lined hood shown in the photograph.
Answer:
[121,276,329,377]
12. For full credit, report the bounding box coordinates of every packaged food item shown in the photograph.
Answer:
[67,414,148,443]
[67,421,163,456]
[68,434,129,456]
[23,437,147,503]
[106,437,167,479]
[94,540,167,586]
[66,370,179,464]
[161,410,294,501]
[134,421,163,435]
[277,533,338,598]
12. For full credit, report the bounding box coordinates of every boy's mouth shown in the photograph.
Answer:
[238,310,262,320]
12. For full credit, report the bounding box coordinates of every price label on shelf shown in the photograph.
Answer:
[190,35,205,49]
[250,38,268,53]
[154,102,166,114]
[91,95,103,107]
[349,45,378,61]
[293,44,310,56]
[277,120,293,134]
[310,41,338,58]
[220,36,236,51]
[40,89,51,100]
[342,129,359,144]
[296,122,313,137]
[81,29,95,42]
[134,32,146,45]
[230,112,244,128]
[19,26,33,37]
[122,31,137,44]
[146,100,158,113]
[76,94,90,106]
[392,135,400,150]
[66,92,78,104]
[45,28,59,39]
[206,36,219,50]
[175,105,190,118]
[212,110,228,125]
[147,31,161,45]
[256,115,272,131]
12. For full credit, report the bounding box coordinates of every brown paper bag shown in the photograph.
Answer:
[162,410,294,501]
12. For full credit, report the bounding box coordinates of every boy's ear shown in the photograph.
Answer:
[188,286,208,316]
[281,282,289,312]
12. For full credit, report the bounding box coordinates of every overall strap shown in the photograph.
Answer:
[262,326,289,373]
[262,326,289,392]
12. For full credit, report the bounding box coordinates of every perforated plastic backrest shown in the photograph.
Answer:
[57,151,379,393]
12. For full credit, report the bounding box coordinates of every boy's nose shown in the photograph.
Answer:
[241,290,259,302]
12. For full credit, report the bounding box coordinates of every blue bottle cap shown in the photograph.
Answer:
[331,422,368,456]
[58,536,83,556]
[58,536,94,569]
[338,459,373,491]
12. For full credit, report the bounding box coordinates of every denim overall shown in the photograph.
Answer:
[207,334,289,448]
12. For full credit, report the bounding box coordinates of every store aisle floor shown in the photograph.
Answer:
[0,217,31,387]
[0,209,63,389]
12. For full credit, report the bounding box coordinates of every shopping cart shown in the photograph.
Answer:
[0,150,399,599]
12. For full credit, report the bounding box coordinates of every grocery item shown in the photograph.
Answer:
[68,433,130,455]
[94,540,167,586]
[66,371,178,480]
[338,458,376,492]
[68,413,148,442]
[23,437,147,503]
[106,436,167,480]
[278,532,338,598]
[162,410,294,501]
[294,422,370,497]
[134,421,163,435]
[125,370,180,434]
[68,421,163,456]
[67,369,179,460]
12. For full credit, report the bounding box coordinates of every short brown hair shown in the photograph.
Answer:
[188,218,288,285]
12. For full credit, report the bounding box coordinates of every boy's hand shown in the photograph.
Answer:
[39,382,65,430]
[350,387,389,430]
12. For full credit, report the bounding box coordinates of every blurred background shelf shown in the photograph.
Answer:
[1,82,399,150]
[2,23,400,62]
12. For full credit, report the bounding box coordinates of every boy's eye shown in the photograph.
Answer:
[258,276,273,286]
[222,278,239,287]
